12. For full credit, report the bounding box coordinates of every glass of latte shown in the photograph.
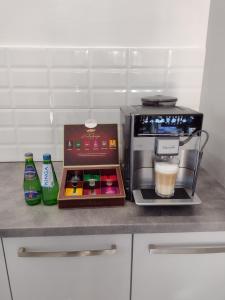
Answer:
[154,158,179,198]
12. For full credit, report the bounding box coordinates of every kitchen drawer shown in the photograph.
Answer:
[132,232,225,300]
[3,234,131,300]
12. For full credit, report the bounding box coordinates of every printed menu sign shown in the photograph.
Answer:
[64,124,119,166]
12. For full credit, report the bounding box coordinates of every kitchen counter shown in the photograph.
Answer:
[0,162,225,237]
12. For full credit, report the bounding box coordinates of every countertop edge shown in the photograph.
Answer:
[2,222,225,238]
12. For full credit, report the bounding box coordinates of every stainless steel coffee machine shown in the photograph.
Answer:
[120,96,209,206]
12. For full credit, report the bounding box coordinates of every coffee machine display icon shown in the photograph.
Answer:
[121,96,209,206]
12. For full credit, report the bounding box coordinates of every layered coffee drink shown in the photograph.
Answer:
[155,161,179,198]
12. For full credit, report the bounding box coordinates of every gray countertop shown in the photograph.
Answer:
[1,162,225,237]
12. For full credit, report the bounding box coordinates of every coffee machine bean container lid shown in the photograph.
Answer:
[141,95,178,107]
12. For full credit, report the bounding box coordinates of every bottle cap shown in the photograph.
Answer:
[25,152,33,159]
[43,153,51,161]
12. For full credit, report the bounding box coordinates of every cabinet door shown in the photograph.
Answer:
[3,234,131,300]
[0,239,11,300]
[132,232,225,300]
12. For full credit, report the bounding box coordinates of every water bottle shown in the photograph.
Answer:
[23,153,42,205]
[41,153,59,205]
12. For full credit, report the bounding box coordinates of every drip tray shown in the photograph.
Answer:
[133,188,201,206]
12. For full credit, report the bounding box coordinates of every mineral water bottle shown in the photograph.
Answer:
[41,153,59,205]
[23,153,42,205]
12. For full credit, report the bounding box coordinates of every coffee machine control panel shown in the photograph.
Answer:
[155,137,180,156]
[134,114,203,137]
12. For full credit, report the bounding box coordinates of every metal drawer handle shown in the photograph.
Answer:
[149,244,225,255]
[18,244,117,257]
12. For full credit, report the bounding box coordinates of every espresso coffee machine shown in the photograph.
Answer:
[120,96,209,205]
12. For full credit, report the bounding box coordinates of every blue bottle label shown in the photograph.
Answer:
[24,191,40,200]
[41,165,54,188]
[24,165,36,180]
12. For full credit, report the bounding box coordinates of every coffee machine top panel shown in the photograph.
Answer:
[121,105,202,116]
[121,105,203,137]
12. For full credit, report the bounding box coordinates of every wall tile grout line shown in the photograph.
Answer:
[164,48,172,92]
[6,48,19,156]
[125,48,130,106]
[87,48,93,118]
[46,47,56,159]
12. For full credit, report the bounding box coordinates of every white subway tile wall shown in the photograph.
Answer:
[0,69,9,87]
[0,90,11,108]
[128,69,166,89]
[92,90,127,108]
[50,69,88,88]
[50,49,89,68]
[0,128,16,144]
[129,49,168,68]
[91,109,120,124]
[0,47,205,161]
[90,49,127,68]
[12,90,50,108]
[91,69,127,88]
[9,48,48,67]
[52,90,90,108]
[0,110,14,126]
[0,49,7,67]
[12,69,48,88]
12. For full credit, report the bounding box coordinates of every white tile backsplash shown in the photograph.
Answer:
[0,49,7,67]
[0,69,9,87]
[55,144,63,161]
[9,48,48,67]
[53,109,90,125]
[128,69,166,89]
[0,110,14,126]
[91,109,120,124]
[90,49,127,68]
[165,88,202,111]
[50,49,89,68]
[54,126,63,144]
[15,109,52,126]
[92,90,127,107]
[12,69,48,88]
[167,69,203,89]
[91,69,127,88]
[0,46,205,161]
[13,90,50,108]
[52,89,90,108]
[50,69,88,88]
[0,90,11,108]
[0,146,17,161]
[0,128,16,144]
[129,49,169,68]
[17,127,54,144]
[170,49,205,68]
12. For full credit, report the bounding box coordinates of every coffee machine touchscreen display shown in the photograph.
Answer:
[134,114,203,136]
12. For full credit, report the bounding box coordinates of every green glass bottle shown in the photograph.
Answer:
[41,153,59,205]
[23,153,42,206]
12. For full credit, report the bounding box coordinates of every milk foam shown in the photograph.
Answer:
[155,162,178,174]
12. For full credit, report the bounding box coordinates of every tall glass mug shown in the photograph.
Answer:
[154,157,179,198]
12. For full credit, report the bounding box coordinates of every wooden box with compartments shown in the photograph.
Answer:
[58,123,125,208]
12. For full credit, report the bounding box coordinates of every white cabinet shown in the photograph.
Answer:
[3,234,131,300]
[0,239,11,300]
[132,232,225,300]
